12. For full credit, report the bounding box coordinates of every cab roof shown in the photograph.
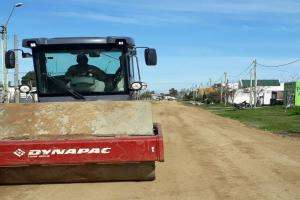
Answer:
[22,36,135,48]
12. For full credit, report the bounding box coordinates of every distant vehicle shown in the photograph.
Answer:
[164,96,177,101]
[153,96,162,101]
[151,94,163,101]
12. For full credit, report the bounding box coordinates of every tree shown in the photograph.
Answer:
[182,91,193,100]
[139,90,154,100]
[169,88,178,97]
[21,71,36,87]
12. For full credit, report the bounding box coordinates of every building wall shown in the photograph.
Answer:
[229,90,250,104]
[257,84,284,105]
[229,83,284,105]
[296,81,300,106]
[259,90,273,105]
[285,81,300,107]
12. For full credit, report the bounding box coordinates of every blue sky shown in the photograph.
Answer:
[1,0,300,92]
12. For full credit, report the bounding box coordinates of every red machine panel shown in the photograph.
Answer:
[0,125,164,167]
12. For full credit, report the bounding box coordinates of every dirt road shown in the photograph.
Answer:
[1,102,299,200]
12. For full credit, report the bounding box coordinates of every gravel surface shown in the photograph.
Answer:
[0,101,299,200]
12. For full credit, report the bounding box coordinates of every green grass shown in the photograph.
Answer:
[198,103,300,135]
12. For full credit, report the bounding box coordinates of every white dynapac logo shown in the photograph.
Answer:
[13,147,111,158]
[13,149,26,157]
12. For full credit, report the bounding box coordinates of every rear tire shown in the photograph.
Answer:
[0,162,155,185]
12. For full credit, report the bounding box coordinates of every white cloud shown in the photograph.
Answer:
[49,0,300,28]
[147,0,300,14]
[52,11,200,25]
[68,0,300,14]
[53,11,140,24]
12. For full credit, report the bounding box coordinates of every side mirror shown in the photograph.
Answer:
[5,50,16,69]
[144,48,157,66]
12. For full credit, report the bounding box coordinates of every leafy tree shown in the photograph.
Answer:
[21,71,36,87]
[183,91,193,100]
[169,88,178,97]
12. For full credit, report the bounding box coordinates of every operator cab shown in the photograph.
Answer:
[5,37,157,102]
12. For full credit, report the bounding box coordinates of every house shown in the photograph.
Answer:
[229,79,284,105]
[227,82,239,90]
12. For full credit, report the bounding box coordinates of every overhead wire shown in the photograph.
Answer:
[258,66,300,82]
[227,61,254,83]
[257,59,300,68]
[230,61,254,78]
[215,74,223,83]
[208,57,299,88]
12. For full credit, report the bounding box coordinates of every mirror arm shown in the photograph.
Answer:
[135,47,149,49]
[11,49,32,57]
[12,48,23,52]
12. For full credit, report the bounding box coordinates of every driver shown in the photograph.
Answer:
[65,54,122,92]
[65,54,106,81]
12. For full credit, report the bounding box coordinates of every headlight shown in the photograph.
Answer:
[30,42,36,48]
[19,85,31,93]
[130,82,143,90]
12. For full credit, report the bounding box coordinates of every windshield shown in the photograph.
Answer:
[36,47,126,96]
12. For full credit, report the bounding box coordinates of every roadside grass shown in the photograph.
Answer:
[188,102,300,135]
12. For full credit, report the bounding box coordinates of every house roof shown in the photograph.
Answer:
[239,79,280,88]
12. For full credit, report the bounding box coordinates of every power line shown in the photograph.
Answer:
[212,61,254,87]
[257,59,300,68]
[214,75,223,83]
[229,61,254,79]
[258,67,300,81]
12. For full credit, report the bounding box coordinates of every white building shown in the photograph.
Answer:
[229,80,284,105]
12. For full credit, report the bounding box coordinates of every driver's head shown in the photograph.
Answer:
[76,54,88,66]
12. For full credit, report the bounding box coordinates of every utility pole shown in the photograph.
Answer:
[14,34,19,103]
[220,77,223,103]
[209,78,212,87]
[1,26,8,103]
[224,72,228,107]
[192,84,196,102]
[0,3,24,103]
[253,59,257,108]
[249,68,253,107]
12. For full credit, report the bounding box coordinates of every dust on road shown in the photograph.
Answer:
[0,102,299,200]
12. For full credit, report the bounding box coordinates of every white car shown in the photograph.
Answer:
[164,96,176,101]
